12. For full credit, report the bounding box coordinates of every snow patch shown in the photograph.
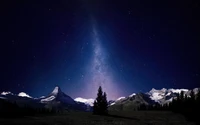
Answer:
[150,92,163,102]
[110,102,116,106]
[18,92,32,98]
[74,97,94,106]
[129,93,136,97]
[1,91,13,95]
[116,97,126,101]
[193,88,200,94]
[166,92,171,96]
[168,89,188,93]
[41,96,56,103]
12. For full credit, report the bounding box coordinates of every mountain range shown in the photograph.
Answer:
[0,87,199,111]
[108,88,200,111]
[0,86,90,111]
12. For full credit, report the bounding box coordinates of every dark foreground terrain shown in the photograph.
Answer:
[0,111,195,125]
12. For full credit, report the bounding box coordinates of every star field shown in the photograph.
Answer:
[0,0,200,100]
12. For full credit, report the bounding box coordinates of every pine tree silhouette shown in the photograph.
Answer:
[197,90,200,114]
[102,92,108,115]
[93,86,108,115]
[190,90,195,101]
[189,90,195,112]
[180,91,184,100]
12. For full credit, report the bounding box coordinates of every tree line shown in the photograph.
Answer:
[138,89,200,123]
[0,99,57,118]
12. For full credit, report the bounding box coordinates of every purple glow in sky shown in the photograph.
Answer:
[82,24,123,100]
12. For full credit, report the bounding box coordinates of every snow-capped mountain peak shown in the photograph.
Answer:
[149,88,167,94]
[146,88,193,103]
[40,86,76,105]
[161,88,167,92]
[148,88,167,102]
[18,92,32,98]
[193,88,200,94]
[150,88,156,92]
[51,86,61,95]
[129,93,136,97]
[74,97,94,106]
[1,91,13,96]
[168,88,188,94]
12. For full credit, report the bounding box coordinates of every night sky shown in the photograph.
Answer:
[0,0,200,100]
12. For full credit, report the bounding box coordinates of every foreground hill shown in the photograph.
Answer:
[0,111,195,125]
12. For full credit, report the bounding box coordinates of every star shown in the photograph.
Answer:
[128,10,131,15]
[194,73,199,77]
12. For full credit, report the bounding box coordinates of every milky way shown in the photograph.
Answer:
[82,23,123,100]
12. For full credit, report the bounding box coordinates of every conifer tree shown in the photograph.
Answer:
[102,92,108,115]
[197,90,200,104]
[93,86,108,115]
[196,90,200,113]
[180,91,184,100]
[190,90,195,101]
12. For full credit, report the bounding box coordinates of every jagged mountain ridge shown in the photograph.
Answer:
[40,86,76,105]
[39,86,91,111]
[146,88,200,104]
[108,88,200,111]
[0,86,89,111]
[1,87,199,112]
[0,91,43,109]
